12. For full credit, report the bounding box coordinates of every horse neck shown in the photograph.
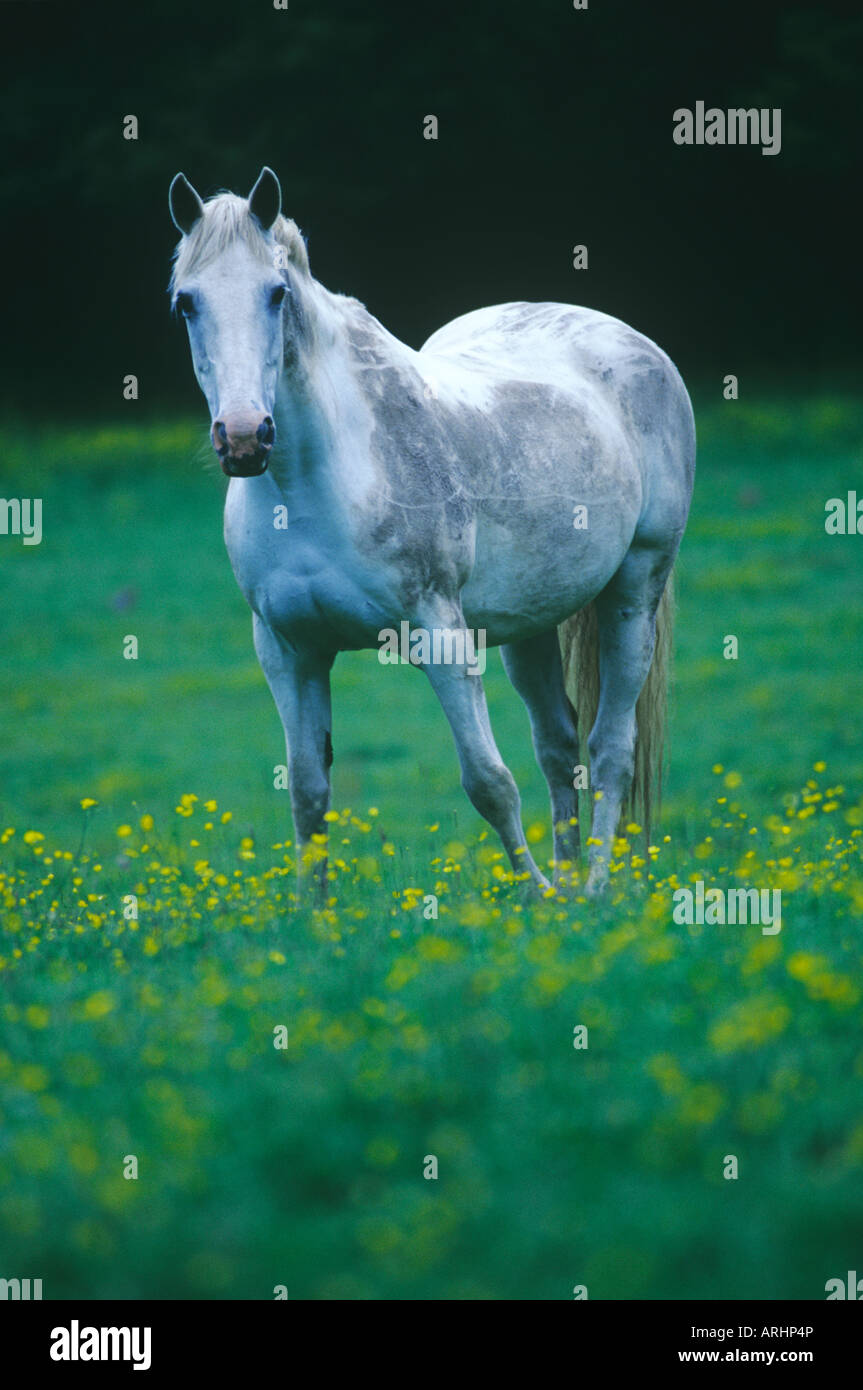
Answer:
[269,277,417,490]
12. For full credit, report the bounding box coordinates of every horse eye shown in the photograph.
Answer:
[269,285,287,309]
[175,292,195,319]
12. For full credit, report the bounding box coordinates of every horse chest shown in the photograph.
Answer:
[223,484,393,646]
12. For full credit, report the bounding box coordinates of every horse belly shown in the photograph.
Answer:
[427,369,644,642]
[461,494,636,645]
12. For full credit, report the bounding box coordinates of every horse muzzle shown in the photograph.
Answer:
[221,452,270,477]
[212,414,275,477]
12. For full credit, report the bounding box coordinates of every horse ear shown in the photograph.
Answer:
[248,166,281,231]
[169,173,204,235]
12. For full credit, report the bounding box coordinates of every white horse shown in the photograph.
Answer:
[169,167,695,895]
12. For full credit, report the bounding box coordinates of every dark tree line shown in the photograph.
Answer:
[1,0,859,417]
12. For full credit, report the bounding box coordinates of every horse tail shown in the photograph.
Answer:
[558,572,675,845]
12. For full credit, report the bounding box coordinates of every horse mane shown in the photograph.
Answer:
[170,192,310,297]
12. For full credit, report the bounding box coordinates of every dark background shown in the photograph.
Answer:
[2,1,863,1304]
[1,0,860,418]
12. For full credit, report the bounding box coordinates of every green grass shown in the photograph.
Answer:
[1,391,862,1298]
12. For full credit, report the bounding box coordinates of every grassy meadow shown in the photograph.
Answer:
[0,390,862,1298]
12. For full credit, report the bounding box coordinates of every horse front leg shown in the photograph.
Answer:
[253,614,335,895]
[417,599,551,893]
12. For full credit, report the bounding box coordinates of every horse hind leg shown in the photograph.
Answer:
[500,629,582,885]
[585,544,673,896]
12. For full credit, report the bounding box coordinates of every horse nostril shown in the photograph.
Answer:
[257,416,275,447]
[214,421,228,444]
